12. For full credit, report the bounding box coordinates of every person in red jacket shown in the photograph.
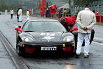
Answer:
[29,9,32,15]
[65,16,75,25]
[59,16,75,31]
[40,10,44,17]
[50,4,56,18]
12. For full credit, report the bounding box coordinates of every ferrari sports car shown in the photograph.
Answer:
[15,20,75,56]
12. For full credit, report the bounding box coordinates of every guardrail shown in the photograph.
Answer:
[0,11,103,24]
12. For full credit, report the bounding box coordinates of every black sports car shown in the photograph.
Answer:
[15,20,75,56]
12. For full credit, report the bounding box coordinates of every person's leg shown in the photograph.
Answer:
[12,14,13,19]
[21,16,22,21]
[11,14,13,19]
[84,33,91,56]
[19,15,22,22]
[27,16,29,20]
[17,15,19,22]
[76,33,84,55]
[11,14,12,19]
[19,15,20,21]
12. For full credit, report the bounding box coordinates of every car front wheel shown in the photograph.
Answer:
[16,46,25,56]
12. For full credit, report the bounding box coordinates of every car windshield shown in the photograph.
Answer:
[23,21,67,32]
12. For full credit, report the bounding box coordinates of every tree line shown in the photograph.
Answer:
[0,0,12,11]
[74,0,99,5]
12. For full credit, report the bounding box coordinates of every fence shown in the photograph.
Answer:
[0,10,103,24]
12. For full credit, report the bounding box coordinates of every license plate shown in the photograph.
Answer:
[41,47,57,51]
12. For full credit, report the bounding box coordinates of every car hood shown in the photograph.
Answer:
[20,32,64,43]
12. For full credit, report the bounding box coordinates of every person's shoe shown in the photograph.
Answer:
[84,55,89,58]
[75,54,80,58]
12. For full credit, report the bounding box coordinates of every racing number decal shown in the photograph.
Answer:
[41,33,55,42]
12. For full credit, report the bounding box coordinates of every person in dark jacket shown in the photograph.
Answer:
[45,8,51,17]
[16,8,19,22]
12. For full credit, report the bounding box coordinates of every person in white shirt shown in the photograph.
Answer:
[76,4,96,58]
[18,8,22,22]
[26,10,30,20]
[10,8,14,19]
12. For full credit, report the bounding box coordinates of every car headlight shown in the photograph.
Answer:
[22,37,33,42]
[63,36,74,42]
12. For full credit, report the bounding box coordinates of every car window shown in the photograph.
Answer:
[23,21,67,32]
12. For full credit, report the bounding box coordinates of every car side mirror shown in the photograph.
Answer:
[15,26,22,32]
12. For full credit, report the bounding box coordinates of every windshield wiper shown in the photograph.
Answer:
[25,31,35,32]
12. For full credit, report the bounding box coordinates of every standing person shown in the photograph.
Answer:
[18,8,22,22]
[64,9,66,16]
[29,9,32,15]
[50,4,56,18]
[26,10,30,20]
[75,10,79,19]
[57,10,61,18]
[45,8,49,17]
[68,10,71,16]
[40,10,44,17]
[45,8,51,17]
[75,4,96,58]
[16,8,19,22]
[10,8,14,19]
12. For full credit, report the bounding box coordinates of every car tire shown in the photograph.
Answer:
[72,31,78,53]
[16,46,25,56]
[74,35,77,53]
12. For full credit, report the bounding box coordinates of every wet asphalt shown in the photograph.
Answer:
[0,15,103,69]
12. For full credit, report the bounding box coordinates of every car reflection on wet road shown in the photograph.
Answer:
[21,42,103,69]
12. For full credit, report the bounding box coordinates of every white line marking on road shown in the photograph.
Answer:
[93,41,103,45]
[94,37,103,40]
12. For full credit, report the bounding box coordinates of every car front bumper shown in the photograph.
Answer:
[17,42,75,53]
